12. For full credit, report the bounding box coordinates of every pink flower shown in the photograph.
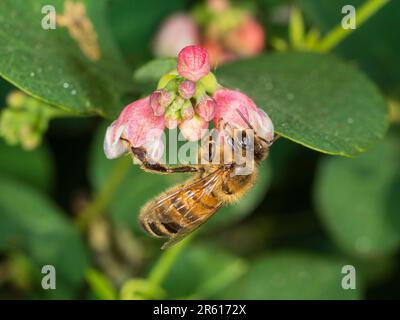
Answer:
[213,89,274,142]
[179,115,208,141]
[225,17,265,57]
[153,13,200,57]
[177,45,211,82]
[104,97,165,159]
[178,80,196,99]
[196,96,216,121]
[202,40,237,67]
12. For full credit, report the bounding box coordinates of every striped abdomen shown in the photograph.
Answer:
[138,176,223,239]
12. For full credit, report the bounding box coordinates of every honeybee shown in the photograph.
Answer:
[131,112,275,249]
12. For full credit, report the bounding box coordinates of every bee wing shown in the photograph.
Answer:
[152,167,228,249]
[161,201,223,250]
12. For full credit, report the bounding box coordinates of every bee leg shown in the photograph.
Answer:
[131,147,202,174]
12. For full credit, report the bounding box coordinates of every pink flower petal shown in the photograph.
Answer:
[105,97,165,160]
[177,45,211,82]
[213,89,273,141]
[104,121,129,159]
[179,116,208,141]
[143,135,165,163]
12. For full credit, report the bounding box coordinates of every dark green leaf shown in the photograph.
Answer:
[107,0,188,67]
[314,131,400,256]
[162,244,247,299]
[217,52,389,156]
[0,0,131,118]
[221,251,363,299]
[300,0,400,100]
[0,176,89,296]
[0,77,14,105]
[0,140,53,192]
[133,58,176,95]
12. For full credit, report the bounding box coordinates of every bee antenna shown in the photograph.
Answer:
[235,109,254,130]
[264,134,281,147]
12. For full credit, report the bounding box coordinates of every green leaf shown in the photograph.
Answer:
[300,0,400,100]
[289,6,305,49]
[161,244,247,299]
[314,131,400,257]
[90,123,271,233]
[86,269,117,300]
[0,0,131,118]
[217,52,389,156]
[132,58,177,95]
[221,251,363,299]
[0,176,89,297]
[0,140,53,192]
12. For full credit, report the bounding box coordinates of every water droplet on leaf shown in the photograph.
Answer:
[347,117,354,124]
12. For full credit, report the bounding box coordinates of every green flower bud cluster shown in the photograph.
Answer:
[153,69,219,130]
[0,91,64,150]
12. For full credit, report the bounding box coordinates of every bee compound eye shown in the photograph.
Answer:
[227,137,235,148]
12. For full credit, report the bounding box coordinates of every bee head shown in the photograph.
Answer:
[253,134,270,162]
[228,109,273,163]
[223,127,271,164]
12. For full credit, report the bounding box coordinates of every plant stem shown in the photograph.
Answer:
[76,156,131,230]
[314,0,389,53]
[145,234,193,296]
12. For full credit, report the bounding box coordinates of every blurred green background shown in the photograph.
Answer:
[0,0,399,299]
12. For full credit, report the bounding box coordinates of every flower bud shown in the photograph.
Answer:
[179,115,208,141]
[181,101,195,120]
[177,45,211,82]
[225,17,265,56]
[196,96,216,122]
[150,89,173,116]
[178,80,196,99]
[0,91,56,150]
[153,13,200,57]
[168,96,185,114]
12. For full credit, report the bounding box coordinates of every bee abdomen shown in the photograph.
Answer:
[139,178,224,239]
[139,219,165,238]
